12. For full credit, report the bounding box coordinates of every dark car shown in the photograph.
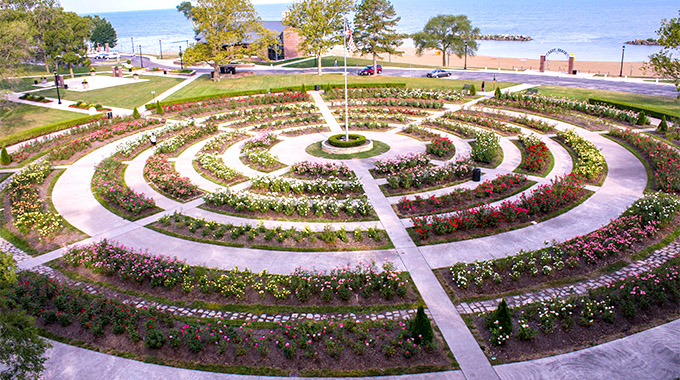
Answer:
[427,69,451,78]
[358,65,382,75]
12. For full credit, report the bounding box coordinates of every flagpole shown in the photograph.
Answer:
[344,19,349,142]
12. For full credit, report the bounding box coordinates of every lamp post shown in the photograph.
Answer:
[464,42,468,70]
[159,40,163,59]
[619,45,625,77]
[139,45,144,69]
[179,46,183,70]
[53,71,61,104]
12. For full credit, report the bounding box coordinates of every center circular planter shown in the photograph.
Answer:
[322,134,373,154]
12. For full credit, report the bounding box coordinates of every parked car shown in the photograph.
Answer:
[88,52,108,60]
[105,52,120,60]
[427,69,451,78]
[358,65,382,75]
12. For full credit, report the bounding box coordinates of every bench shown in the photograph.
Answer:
[525,88,539,94]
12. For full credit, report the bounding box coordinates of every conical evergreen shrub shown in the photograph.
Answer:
[636,111,647,126]
[155,101,164,115]
[411,305,434,345]
[658,115,668,132]
[492,299,513,335]
[132,107,140,119]
[0,147,10,165]
[494,87,502,99]
[469,84,476,96]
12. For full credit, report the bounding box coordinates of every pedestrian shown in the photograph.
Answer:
[334,59,338,67]
[150,133,157,147]
[481,81,485,92]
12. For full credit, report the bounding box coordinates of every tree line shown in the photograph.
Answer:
[0,0,117,80]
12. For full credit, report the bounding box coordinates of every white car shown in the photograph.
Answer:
[105,52,120,60]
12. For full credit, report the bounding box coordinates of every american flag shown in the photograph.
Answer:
[345,23,357,52]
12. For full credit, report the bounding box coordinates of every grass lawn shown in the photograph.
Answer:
[30,75,184,109]
[0,104,84,139]
[17,63,117,77]
[536,85,680,118]
[287,55,436,69]
[166,74,519,101]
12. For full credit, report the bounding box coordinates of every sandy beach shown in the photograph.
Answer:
[330,46,651,77]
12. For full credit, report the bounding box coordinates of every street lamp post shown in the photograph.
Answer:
[53,71,61,104]
[179,46,183,70]
[619,45,625,77]
[464,42,468,70]
[159,40,163,60]
[139,45,144,69]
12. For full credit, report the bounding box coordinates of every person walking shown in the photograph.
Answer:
[481,81,485,92]
[334,59,338,67]
[150,133,157,147]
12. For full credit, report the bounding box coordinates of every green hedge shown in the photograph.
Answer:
[147,82,407,110]
[328,134,367,148]
[588,98,679,120]
[0,114,104,147]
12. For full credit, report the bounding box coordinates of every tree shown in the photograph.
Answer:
[29,0,60,74]
[645,11,680,98]
[283,0,353,75]
[352,0,405,75]
[0,1,34,80]
[88,15,117,49]
[44,10,92,78]
[412,14,479,67]
[0,253,50,380]
[492,299,513,336]
[179,0,278,81]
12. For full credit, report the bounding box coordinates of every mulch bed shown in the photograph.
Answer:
[198,203,379,223]
[473,299,680,364]
[56,261,418,307]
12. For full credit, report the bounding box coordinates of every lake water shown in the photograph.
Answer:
[89,0,677,62]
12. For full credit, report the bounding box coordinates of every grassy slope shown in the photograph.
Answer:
[0,104,85,139]
[287,56,436,69]
[30,75,183,109]
[537,85,680,118]
[166,74,519,101]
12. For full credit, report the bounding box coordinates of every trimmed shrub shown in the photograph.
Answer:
[495,87,502,99]
[132,107,141,119]
[636,111,647,126]
[469,84,476,96]
[328,134,367,148]
[588,97,678,121]
[0,147,10,165]
[155,101,164,115]
[658,115,668,132]
[411,305,434,345]
[493,299,513,335]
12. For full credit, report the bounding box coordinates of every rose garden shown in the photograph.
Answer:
[3,82,680,378]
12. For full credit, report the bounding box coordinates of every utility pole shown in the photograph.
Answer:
[131,37,134,54]
[139,45,143,68]
[619,45,625,77]
[159,40,163,59]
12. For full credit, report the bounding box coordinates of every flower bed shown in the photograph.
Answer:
[517,134,550,173]
[251,176,363,196]
[426,136,455,159]
[199,131,247,154]
[442,111,520,135]
[401,125,448,142]
[280,126,330,137]
[203,190,374,220]
[62,239,411,302]
[364,98,444,109]
[383,157,473,195]
[196,153,243,185]
[448,193,679,298]
[206,104,316,124]
[11,117,163,164]
[113,121,186,158]
[396,173,529,217]
[609,128,680,194]
[556,129,605,181]
[9,272,448,375]
[154,213,388,250]
[154,122,218,155]
[289,161,354,179]
[7,162,63,239]
[93,157,156,216]
[241,148,284,172]
[373,153,431,177]
[19,93,51,103]
[411,174,585,241]
[69,101,111,111]
[471,130,501,164]
[160,91,310,117]
[144,155,200,200]
[325,87,464,102]
[422,119,476,138]
[481,92,643,125]
[477,255,680,362]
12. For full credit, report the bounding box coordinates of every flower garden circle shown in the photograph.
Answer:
[5,85,680,378]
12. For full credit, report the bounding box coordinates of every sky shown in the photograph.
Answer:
[59,0,292,14]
